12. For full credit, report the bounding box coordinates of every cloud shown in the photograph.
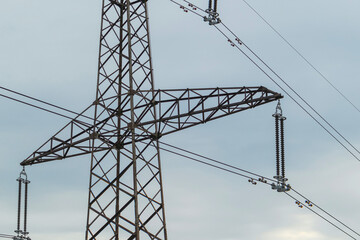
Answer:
[259,213,347,240]
[261,228,325,240]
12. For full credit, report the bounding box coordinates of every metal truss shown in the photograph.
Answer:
[21,87,281,165]
[21,0,282,239]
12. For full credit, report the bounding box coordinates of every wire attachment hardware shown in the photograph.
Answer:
[187,3,197,10]
[248,178,257,185]
[258,177,267,183]
[204,9,221,25]
[179,5,188,13]
[14,167,31,240]
[305,200,313,207]
[295,201,304,208]
[271,101,290,192]
[203,0,221,25]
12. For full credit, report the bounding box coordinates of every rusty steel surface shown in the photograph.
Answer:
[20,0,282,239]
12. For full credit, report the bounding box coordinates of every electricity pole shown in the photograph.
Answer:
[21,1,282,239]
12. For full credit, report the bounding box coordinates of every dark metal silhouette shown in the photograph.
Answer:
[21,1,282,239]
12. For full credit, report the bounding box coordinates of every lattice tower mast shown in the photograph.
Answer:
[20,0,283,239]
[86,0,164,239]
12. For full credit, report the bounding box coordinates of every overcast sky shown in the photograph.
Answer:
[1,0,360,239]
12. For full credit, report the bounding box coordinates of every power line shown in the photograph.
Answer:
[0,88,97,128]
[213,24,360,162]
[159,140,277,184]
[285,192,357,240]
[239,0,360,114]
[0,93,75,121]
[158,144,271,185]
[0,84,276,187]
[4,3,360,165]
[183,0,206,12]
[0,4,358,237]
[156,140,360,239]
[169,0,204,17]
[0,234,14,239]
[220,21,360,158]
[169,0,360,162]
[0,84,358,239]
[159,138,360,238]
[166,2,360,234]
[291,188,360,238]
[0,85,273,186]
[0,86,93,121]
[181,0,360,116]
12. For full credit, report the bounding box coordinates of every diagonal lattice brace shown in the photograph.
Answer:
[20,106,119,166]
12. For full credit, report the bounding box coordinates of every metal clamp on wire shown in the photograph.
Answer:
[203,9,221,25]
[271,101,291,192]
[204,0,221,25]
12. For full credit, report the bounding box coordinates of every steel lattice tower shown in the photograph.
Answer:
[21,0,282,239]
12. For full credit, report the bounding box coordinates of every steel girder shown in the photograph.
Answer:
[21,0,282,239]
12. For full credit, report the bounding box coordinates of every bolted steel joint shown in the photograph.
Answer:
[150,132,162,140]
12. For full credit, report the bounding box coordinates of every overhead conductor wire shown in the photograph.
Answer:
[1,2,359,236]
[0,86,93,120]
[156,140,359,239]
[284,192,357,240]
[0,234,15,239]
[0,85,358,239]
[169,0,360,162]
[156,139,359,239]
[0,85,94,122]
[291,188,360,238]
[219,22,360,158]
[240,0,360,114]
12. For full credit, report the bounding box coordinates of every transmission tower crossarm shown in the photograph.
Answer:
[20,86,282,166]
[137,86,282,136]
[20,109,115,166]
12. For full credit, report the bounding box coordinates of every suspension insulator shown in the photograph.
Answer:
[280,116,286,179]
[204,0,221,25]
[16,177,22,234]
[24,180,29,235]
[275,115,280,177]
[15,168,30,238]
[271,101,291,192]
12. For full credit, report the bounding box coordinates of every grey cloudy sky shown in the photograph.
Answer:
[1,0,360,239]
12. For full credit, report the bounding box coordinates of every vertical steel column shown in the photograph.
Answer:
[145,2,168,238]
[125,0,140,238]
